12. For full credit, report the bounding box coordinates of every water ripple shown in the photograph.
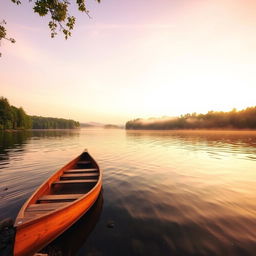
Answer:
[1,129,256,255]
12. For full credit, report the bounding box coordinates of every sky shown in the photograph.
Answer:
[1,0,256,124]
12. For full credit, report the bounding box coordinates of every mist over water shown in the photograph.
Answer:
[1,129,256,255]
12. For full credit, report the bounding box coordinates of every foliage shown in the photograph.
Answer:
[31,115,80,129]
[0,97,32,129]
[0,20,16,57]
[0,0,100,56]
[126,107,256,130]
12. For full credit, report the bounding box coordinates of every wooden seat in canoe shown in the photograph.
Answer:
[53,179,98,185]
[37,194,84,203]
[61,173,99,179]
[64,168,98,173]
[77,160,91,165]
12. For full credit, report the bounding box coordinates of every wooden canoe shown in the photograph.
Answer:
[13,150,102,256]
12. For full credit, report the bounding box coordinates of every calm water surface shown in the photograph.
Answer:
[1,129,256,255]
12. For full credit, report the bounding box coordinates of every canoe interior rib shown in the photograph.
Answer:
[16,151,100,225]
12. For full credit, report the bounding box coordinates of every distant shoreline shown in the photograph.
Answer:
[0,127,124,132]
[2,128,256,134]
[126,107,256,131]
[0,128,80,132]
[126,129,256,133]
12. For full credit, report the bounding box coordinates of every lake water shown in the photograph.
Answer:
[1,129,256,256]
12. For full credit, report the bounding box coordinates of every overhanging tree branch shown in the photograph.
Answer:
[0,0,100,56]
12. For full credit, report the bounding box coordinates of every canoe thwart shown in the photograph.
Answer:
[64,168,98,173]
[53,179,98,185]
[61,173,99,178]
[37,194,84,203]
[77,161,91,165]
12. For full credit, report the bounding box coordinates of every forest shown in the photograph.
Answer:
[31,116,80,129]
[126,107,256,130]
[0,97,80,130]
[0,97,31,129]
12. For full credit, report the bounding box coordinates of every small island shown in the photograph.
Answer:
[126,107,256,130]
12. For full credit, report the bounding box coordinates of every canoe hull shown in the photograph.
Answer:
[14,180,102,256]
[14,150,102,256]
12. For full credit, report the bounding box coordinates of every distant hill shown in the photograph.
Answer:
[80,122,105,127]
[104,124,123,129]
[80,123,94,128]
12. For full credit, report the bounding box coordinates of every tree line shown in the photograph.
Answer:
[126,107,256,130]
[0,97,80,130]
[31,116,80,129]
[0,97,31,129]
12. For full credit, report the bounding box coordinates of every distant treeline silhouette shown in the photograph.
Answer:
[0,97,80,130]
[31,116,80,129]
[126,107,256,130]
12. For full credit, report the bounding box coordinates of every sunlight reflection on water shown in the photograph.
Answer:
[1,129,256,255]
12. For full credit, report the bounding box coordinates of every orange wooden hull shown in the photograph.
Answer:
[13,150,102,256]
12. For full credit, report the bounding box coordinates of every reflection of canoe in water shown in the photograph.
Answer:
[40,191,103,256]
[14,150,102,256]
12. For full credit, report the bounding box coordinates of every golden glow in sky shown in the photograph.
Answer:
[1,0,256,124]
